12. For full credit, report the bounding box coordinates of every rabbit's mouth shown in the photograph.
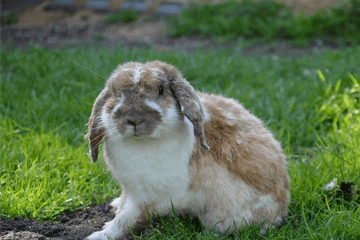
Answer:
[125,124,153,137]
[114,117,161,138]
[131,131,146,138]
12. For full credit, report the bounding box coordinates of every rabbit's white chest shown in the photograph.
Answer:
[104,118,195,205]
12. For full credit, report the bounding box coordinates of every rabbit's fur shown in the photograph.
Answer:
[86,61,290,239]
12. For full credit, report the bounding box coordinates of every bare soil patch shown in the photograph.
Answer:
[0,203,115,240]
[0,203,192,240]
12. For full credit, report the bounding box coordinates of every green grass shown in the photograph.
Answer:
[104,9,139,24]
[167,0,360,45]
[1,45,360,238]
[0,12,18,26]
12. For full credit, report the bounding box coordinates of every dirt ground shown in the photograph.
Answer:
[0,203,115,240]
[0,1,346,240]
[0,203,165,239]
[0,202,191,240]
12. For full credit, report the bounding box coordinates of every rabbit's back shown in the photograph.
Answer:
[189,93,290,231]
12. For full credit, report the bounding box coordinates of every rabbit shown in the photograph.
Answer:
[85,60,290,240]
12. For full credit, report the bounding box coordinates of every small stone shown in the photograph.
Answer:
[60,216,71,223]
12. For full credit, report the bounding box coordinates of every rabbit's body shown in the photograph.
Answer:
[86,61,290,240]
[188,93,289,232]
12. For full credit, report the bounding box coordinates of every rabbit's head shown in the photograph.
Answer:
[86,61,210,162]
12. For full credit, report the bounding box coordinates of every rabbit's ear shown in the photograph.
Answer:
[86,87,112,162]
[159,62,210,150]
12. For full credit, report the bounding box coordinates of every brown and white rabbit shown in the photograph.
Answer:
[85,61,290,240]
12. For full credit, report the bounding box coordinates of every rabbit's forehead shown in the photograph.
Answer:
[110,66,166,92]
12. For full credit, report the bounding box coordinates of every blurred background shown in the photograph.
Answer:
[1,0,357,53]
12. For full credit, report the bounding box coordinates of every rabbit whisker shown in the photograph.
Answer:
[77,89,104,105]
[80,101,96,106]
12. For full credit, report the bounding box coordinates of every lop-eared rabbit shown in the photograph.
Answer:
[86,61,290,239]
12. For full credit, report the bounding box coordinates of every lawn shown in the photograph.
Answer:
[167,0,360,45]
[1,45,360,239]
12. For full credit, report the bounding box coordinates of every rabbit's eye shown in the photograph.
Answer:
[158,85,164,96]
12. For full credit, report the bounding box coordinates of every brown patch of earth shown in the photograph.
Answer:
[0,203,115,240]
[15,1,66,26]
[0,203,187,240]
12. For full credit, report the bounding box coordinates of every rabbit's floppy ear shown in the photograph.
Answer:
[86,87,112,162]
[159,62,210,150]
